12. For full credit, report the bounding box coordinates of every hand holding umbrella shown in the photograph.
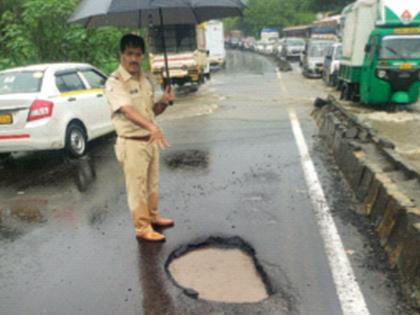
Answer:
[69,0,245,95]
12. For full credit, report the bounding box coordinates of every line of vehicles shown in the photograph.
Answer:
[230,0,420,108]
[0,21,227,158]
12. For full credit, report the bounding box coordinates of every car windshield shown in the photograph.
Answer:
[287,39,305,46]
[149,25,196,54]
[0,71,43,95]
[336,46,343,59]
[380,35,420,60]
[308,41,334,57]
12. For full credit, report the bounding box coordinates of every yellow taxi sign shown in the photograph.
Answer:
[0,113,12,124]
[399,63,414,70]
[394,27,420,34]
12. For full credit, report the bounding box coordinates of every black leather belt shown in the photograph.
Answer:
[120,135,150,142]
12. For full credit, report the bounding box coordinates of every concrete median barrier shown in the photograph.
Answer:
[312,97,420,309]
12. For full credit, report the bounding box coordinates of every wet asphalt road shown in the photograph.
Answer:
[0,51,412,315]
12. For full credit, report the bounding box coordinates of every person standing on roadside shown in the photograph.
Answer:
[105,34,175,242]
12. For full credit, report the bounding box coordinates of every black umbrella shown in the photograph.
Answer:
[69,0,245,86]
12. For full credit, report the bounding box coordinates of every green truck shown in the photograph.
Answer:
[338,0,420,106]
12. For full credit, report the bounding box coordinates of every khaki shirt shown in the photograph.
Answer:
[105,65,156,138]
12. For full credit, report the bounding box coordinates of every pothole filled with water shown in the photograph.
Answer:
[166,237,272,304]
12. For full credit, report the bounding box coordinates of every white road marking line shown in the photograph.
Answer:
[276,68,288,94]
[288,109,371,315]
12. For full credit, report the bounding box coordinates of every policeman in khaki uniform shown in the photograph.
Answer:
[105,34,175,242]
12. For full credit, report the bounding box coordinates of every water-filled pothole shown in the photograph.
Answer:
[166,237,272,304]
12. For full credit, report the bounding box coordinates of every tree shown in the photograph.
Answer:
[310,0,353,12]
[225,0,315,37]
[0,0,126,73]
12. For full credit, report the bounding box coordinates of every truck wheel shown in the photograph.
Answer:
[345,85,352,101]
[66,123,87,158]
[199,74,205,84]
[341,83,351,101]
[339,85,345,100]
[351,86,359,102]
[332,75,338,88]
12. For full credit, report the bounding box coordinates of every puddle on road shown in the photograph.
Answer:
[164,150,209,170]
[0,199,47,241]
[167,237,271,304]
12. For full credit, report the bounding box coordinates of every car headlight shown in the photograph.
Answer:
[377,70,387,79]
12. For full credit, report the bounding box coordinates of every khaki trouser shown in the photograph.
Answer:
[115,137,160,234]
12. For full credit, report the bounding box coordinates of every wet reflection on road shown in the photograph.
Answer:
[71,155,97,192]
[138,242,175,315]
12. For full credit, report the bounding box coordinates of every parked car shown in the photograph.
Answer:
[255,41,266,53]
[323,43,342,86]
[0,63,114,158]
[281,37,306,61]
[263,42,275,55]
[301,39,336,78]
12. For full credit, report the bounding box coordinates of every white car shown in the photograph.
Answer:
[0,63,113,158]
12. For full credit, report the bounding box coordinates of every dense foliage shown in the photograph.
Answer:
[0,0,126,73]
[0,0,353,71]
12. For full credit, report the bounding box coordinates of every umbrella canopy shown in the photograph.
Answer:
[69,0,245,89]
[69,0,245,28]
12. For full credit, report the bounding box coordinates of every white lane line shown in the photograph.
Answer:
[276,68,288,94]
[288,109,370,315]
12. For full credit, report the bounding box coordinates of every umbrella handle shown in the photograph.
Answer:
[159,8,173,105]
[162,78,174,106]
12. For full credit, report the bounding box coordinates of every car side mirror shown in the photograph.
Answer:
[364,44,371,53]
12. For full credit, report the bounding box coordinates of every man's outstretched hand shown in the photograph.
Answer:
[148,125,170,149]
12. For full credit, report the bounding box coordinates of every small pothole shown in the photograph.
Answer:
[166,237,272,304]
[163,150,209,170]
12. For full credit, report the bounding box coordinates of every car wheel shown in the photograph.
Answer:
[0,153,11,161]
[66,123,87,158]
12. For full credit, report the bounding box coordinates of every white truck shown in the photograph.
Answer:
[203,20,226,70]
[149,24,209,87]
[260,28,279,43]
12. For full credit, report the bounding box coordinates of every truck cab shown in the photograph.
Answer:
[338,0,420,106]
[149,24,209,87]
[361,29,420,104]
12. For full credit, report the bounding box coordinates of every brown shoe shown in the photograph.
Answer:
[136,231,166,242]
[152,217,174,228]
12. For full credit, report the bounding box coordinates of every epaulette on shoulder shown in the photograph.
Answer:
[110,72,121,81]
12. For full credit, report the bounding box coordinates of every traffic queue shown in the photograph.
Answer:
[228,0,420,108]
